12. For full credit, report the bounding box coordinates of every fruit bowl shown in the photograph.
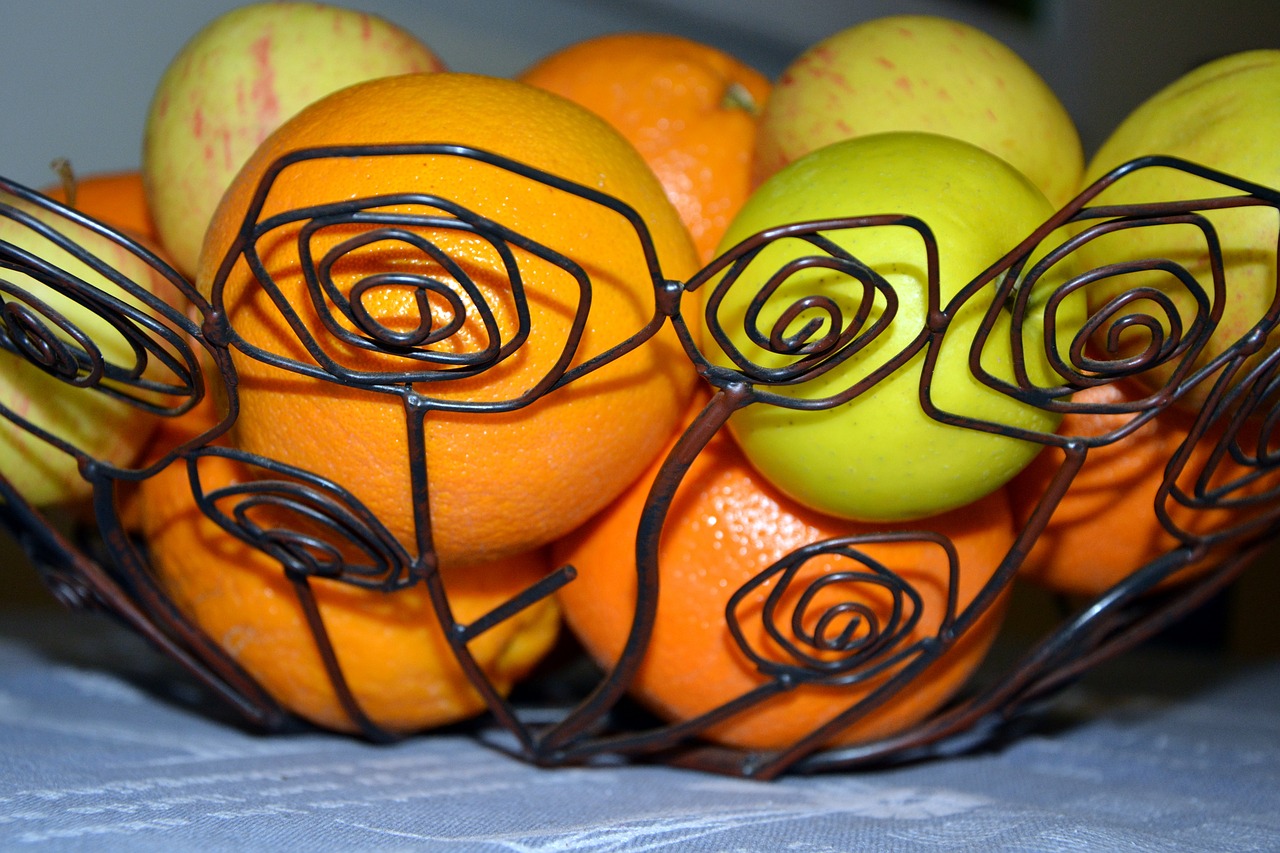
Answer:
[1,146,1278,779]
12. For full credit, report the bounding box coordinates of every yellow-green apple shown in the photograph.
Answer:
[142,1,445,276]
[0,193,170,505]
[1074,49,1280,413]
[702,131,1083,522]
[754,14,1083,209]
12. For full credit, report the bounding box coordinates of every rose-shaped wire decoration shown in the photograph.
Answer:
[978,158,1280,594]
[683,216,926,410]
[208,143,675,405]
[183,445,432,740]
[0,176,232,625]
[190,143,694,743]
[1,148,1279,779]
[189,445,415,591]
[725,533,955,687]
[0,176,279,727]
[1148,343,1280,550]
[0,180,224,471]
[1014,156,1276,419]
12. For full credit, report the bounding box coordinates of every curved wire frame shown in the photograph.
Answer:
[0,147,1278,779]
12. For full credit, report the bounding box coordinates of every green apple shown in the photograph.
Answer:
[1074,49,1280,413]
[702,131,1083,522]
[755,14,1083,209]
[0,193,169,506]
[142,1,446,277]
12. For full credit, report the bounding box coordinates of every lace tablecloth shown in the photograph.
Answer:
[2,606,1278,852]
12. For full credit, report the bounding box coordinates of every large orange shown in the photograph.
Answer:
[39,164,157,241]
[553,397,1015,752]
[195,72,700,568]
[518,33,771,264]
[137,428,561,735]
[1007,378,1270,597]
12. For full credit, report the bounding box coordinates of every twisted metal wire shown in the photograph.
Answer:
[0,148,1277,778]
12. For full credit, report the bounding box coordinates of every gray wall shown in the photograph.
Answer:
[3,0,1279,189]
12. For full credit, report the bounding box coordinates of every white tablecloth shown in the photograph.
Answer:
[2,606,1278,852]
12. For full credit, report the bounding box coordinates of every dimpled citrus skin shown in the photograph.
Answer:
[553,397,1014,751]
[139,447,561,734]
[1006,379,1270,597]
[196,72,700,568]
[519,31,772,263]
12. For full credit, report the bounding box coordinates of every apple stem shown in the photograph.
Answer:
[722,81,759,116]
[49,157,78,208]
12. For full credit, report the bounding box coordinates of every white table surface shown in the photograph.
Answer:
[2,603,1277,852]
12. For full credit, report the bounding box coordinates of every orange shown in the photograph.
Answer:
[114,390,227,532]
[553,396,1015,752]
[195,72,700,568]
[137,427,562,735]
[518,32,771,264]
[1007,378,1269,597]
[39,163,157,240]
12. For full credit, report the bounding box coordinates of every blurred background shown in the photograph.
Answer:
[1,0,1278,656]
[4,0,1280,186]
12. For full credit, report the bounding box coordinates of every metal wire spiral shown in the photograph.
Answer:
[1,147,1278,779]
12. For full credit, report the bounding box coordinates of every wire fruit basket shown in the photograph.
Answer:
[1,145,1278,780]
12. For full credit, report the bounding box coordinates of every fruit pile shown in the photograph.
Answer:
[1,3,1278,776]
